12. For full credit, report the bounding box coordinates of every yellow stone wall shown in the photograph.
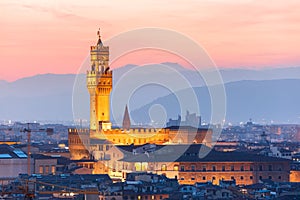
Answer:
[290,170,300,182]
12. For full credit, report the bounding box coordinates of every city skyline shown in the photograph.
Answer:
[0,3,300,197]
[1,0,300,81]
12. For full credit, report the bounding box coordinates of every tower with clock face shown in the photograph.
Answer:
[87,29,112,131]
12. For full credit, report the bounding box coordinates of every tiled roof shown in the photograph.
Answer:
[119,144,291,163]
[0,144,27,159]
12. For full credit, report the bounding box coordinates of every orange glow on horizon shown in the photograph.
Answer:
[1,0,300,81]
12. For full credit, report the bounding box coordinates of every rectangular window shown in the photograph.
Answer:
[51,165,56,174]
[268,165,272,171]
[202,176,206,180]
[161,164,167,171]
[250,176,253,180]
[222,166,225,171]
[250,166,253,171]
[191,165,196,171]
[240,166,244,171]
[180,165,185,171]
[39,165,43,174]
[259,165,263,171]
[45,166,49,174]
[173,165,179,171]
[202,166,206,172]
[231,166,234,171]
[212,166,216,171]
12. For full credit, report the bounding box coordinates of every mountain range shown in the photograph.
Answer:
[0,63,299,124]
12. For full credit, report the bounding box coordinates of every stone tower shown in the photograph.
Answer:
[87,29,112,131]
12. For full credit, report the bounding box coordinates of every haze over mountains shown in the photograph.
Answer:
[1,63,300,124]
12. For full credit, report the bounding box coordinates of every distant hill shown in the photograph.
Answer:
[0,64,300,123]
[131,79,300,124]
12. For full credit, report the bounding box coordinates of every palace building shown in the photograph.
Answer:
[69,29,212,152]
[68,29,291,184]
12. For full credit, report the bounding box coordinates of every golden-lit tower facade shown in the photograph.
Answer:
[87,29,112,131]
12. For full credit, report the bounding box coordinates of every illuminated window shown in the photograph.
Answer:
[135,163,142,171]
[141,162,148,171]
[161,164,167,171]
[51,165,55,174]
[39,166,43,174]
[173,165,179,171]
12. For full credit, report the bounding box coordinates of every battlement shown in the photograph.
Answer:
[103,128,169,135]
[90,45,109,51]
[87,70,112,76]
[68,128,90,134]
[68,128,169,135]
[87,71,112,89]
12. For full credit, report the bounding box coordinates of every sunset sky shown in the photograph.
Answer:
[1,0,300,81]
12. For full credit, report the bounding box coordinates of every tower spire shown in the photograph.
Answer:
[97,28,103,46]
[122,105,131,130]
